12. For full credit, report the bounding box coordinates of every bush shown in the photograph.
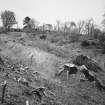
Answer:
[47,34,63,43]
[0,27,6,33]
[91,41,96,46]
[97,34,105,49]
[81,40,90,47]
[40,34,47,40]
[98,34,105,42]
[101,49,105,54]
[93,28,102,39]
[1,10,17,31]
[68,33,80,43]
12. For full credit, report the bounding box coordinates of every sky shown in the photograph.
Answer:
[0,0,105,27]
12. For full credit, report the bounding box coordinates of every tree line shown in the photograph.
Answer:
[0,10,105,36]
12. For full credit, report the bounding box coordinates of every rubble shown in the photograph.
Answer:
[80,68,96,82]
[57,58,105,92]
[95,78,105,91]
[0,56,4,65]
[31,87,56,103]
[58,63,78,80]
[72,54,104,73]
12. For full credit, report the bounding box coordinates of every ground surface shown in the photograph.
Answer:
[0,32,105,105]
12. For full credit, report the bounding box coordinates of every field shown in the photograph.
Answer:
[0,32,105,105]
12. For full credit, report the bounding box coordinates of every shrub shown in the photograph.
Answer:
[0,27,5,33]
[68,33,80,43]
[97,34,105,49]
[98,34,105,42]
[81,40,90,47]
[101,49,105,54]
[1,10,17,31]
[40,34,46,40]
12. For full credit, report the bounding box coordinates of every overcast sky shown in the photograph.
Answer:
[0,0,105,27]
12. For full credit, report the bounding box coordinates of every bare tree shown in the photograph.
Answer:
[93,28,102,39]
[84,18,94,35]
[102,12,105,28]
[77,20,85,34]
[31,19,39,29]
[42,23,45,35]
[1,10,17,31]
[23,16,31,27]
[56,20,61,32]
[63,22,68,34]
[63,21,76,34]
[70,21,76,30]
[64,21,70,33]
[28,18,35,29]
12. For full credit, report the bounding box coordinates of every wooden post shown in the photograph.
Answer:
[1,81,7,103]
[67,71,69,80]
[30,54,33,68]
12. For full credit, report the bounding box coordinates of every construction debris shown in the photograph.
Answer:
[1,80,7,103]
[80,68,96,82]
[78,63,105,91]
[58,63,78,80]
[57,60,105,92]
[32,87,56,103]
[0,56,4,65]
[95,78,105,91]
[32,87,46,102]
[72,54,104,73]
